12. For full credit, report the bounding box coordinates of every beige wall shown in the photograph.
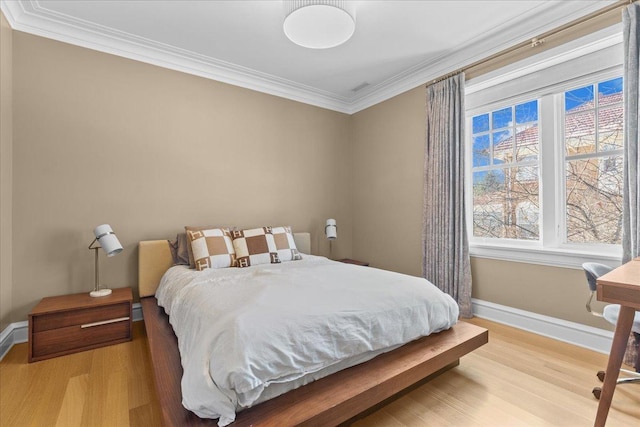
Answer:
[351,85,613,331]
[351,86,426,278]
[0,12,13,331]
[471,258,610,329]
[9,31,352,322]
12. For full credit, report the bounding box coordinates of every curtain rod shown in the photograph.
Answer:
[429,0,634,85]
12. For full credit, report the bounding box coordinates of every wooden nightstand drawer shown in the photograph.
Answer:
[32,302,130,332]
[32,318,130,358]
[29,288,133,362]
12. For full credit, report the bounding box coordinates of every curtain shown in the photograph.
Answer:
[423,73,472,318]
[623,3,640,264]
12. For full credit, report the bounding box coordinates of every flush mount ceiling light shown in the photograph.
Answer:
[283,1,356,49]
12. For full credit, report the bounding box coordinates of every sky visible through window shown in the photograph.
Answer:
[565,77,622,111]
[471,100,538,172]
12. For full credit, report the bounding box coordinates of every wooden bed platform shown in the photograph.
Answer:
[141,297,487,426]
[137,237,488,426]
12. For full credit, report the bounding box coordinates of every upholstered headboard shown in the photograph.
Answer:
[138,232,311,298]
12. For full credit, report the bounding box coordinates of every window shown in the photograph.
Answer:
[563,78,623,245]
[465,38,624,267]
[471,100,539,240]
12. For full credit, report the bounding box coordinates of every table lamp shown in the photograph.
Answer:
[325,218,337,258]
[88,224,123,297]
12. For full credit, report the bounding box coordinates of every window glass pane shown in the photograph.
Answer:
[492,107,512,129]
[472,168,539,240]
[472,114,489,134]
[565,85,594,112]
[470,98,539,243]
[598,105,623,151]
[492,130,513,164]
[565,110,595,155]
[473,171,505,238]
[515,100,538,124]
[598,77,623,107]
[508,166,539,240]
[473,135,490,167]
[515,124,539,161]
[565,156,623,244]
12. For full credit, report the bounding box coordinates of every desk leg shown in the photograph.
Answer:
[594,306,635,427]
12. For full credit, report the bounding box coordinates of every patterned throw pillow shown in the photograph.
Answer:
[184,225,230,268]
[186,227,236,271]
[231,227,281,268]
[271,226,302,262]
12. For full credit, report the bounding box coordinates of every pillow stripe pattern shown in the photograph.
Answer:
[186,227,236,271]
[271,226,302,262]
[231,227,280,268]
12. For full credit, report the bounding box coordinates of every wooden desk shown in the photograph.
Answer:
[594,258,640,427]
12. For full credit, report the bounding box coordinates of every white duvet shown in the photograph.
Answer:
[156,255,459,426]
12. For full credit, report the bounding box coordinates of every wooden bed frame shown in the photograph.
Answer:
[138,235,488,426]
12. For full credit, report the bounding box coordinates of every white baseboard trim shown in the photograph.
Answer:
[472,298,613,354]
[0,303,143,361]
[0,320,28,361]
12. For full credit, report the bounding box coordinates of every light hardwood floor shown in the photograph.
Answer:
[1,318,638,426]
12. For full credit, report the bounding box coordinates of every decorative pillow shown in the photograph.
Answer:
[168,233,190,266]
[185,225,230,268]
[271,226,302,262]
[231,227,280,268]
[186,227,236,271]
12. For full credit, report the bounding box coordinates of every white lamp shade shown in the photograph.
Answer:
[325,218,337,240]
[283,1,355,49]
[94,224,123,257]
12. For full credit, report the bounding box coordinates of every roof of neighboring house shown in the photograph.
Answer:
[493,91,622,152]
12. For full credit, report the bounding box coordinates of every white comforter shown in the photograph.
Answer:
[156,255,459,426]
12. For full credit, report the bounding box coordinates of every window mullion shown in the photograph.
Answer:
[540,94,558,247]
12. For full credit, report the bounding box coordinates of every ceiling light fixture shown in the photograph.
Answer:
[283,1,356,49]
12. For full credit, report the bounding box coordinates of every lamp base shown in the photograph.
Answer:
[90,288,112,298]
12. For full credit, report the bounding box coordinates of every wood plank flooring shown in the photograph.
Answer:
[1,318,638,426]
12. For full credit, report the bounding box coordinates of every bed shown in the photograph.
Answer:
[139,232,488,426]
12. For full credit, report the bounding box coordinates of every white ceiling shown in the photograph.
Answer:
[1,0,617,113]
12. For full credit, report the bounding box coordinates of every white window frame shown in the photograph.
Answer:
[465,34,624,269]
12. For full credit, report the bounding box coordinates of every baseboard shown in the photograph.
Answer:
[472,298,613,354]
[0,320,28,361]
[0,303,143,361]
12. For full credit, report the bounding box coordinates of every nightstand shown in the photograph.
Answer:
[338,259,370,267]
[28,287,133,362]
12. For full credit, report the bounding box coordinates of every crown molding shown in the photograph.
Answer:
[1,0,619,115]
[1,0,353,113]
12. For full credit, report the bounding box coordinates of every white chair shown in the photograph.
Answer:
[583,262,640,399]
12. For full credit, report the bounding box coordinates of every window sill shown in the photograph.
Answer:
[469,243,622,270]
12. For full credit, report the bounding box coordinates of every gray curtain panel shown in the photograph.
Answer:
[423,73,472,318]
[623,3,640,263]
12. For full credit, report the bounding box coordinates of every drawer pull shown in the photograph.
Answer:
[80,317,130,328]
